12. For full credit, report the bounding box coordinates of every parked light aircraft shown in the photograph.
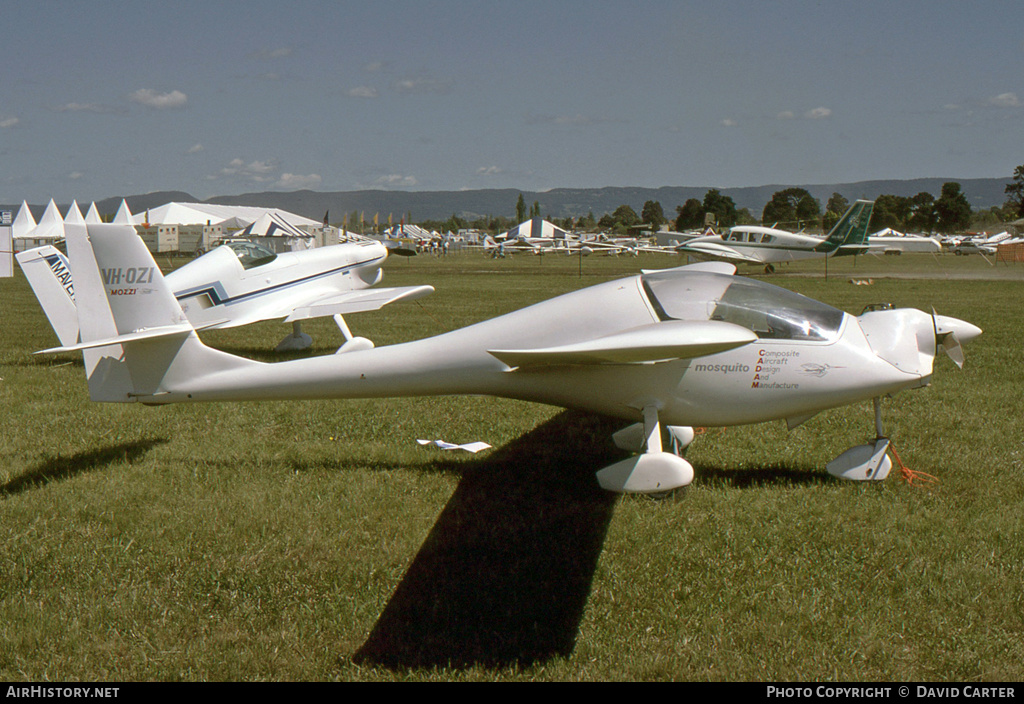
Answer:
[16,238,432,353]
[867,228,942,255]
[484,233,673,257]
[33,222,980,494]
[677,200,875,273]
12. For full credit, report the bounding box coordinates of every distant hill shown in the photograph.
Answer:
[203,178,1014,222]
[5,177,1011,224]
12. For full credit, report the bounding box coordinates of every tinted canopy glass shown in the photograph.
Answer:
[642,271,844,341]
[226,241,277,269]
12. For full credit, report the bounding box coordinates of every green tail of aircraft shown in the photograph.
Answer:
[814,200,874,256]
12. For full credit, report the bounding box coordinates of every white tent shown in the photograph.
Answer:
[12,201,37,239]
[499,217,569,241]
[65,200,86,226]
[382,223,438,241]
[85,202,104,224]
[113,199,134,224]
[11,197,321,251]
[11,199,65,251]
[135,202,319,229]
[236,211,316,252]
[28,199,65,241]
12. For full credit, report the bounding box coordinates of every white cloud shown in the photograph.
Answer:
[374,174,418,188]
[348,86,378,99]
[275,173,322,190]
[990,92,1020,107]
[57,102,108,113]
[804,107,832,119]
[0,116,19,128]
[130,88,188,109]
[218,158,279,183]
[393,77,452,95]
[187,143,204,154]
[477,166,503,176]
[720,118,738,127]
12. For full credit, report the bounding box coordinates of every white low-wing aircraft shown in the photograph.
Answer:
[678,200,875,273]
[16,238,433,352]
[33,223,980,494]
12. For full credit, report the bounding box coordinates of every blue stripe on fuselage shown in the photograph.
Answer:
[173,256,383,308]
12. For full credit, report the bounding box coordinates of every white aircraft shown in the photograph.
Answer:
[484,233,672,258]
[867,229,942,255]
[32,222,980,495]
[16,237,433,353]
[677,200,875,273]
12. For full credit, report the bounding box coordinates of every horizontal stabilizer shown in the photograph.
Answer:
[37,323,195,355]
[489,320,757,367]
[285,285,434,322]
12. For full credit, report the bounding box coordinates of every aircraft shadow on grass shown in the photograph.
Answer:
[351,411,837,669]
[352,409,623,669]
[0,439,166,497]
[695,464,834,489]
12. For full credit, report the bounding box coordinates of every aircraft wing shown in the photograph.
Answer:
[837,244,871,255]
[676,241,763,264]
[284,284,434,322]
[488,320,757,368]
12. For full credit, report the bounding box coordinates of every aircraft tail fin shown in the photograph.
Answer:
[815,200,874,255]
[50,223,251,403]
[15,245,81,347]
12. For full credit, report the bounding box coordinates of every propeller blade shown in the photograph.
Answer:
[938,331,965,369]
[931,308,979,369]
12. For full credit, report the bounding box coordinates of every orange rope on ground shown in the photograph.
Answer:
[889,441,939,487]
[692,427,727,436]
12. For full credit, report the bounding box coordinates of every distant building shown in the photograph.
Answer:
[11,198,319,254]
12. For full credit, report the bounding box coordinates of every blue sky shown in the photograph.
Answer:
[2,0,1022,205]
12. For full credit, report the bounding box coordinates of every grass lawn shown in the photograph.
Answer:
[1,248,1022,681]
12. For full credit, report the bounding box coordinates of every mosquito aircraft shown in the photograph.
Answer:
[32,222,980,494]
[677,200,875,273]
[16,238,433,353]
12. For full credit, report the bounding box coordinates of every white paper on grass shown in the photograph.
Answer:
[417,439,492,453]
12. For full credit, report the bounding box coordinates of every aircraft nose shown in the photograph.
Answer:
[933,315,982,344]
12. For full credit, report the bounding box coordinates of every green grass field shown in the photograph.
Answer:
[1,249,1022,681]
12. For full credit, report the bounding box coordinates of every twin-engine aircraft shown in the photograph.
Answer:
[16,238,432,353]
[29,223,979,494]
[678,200,874,273]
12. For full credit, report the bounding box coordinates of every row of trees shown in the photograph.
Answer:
[675,182,1011,235]
[418,165,1024,235]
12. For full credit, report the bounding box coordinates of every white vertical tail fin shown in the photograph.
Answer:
[15,245,81,347]
[45,223,252,403]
